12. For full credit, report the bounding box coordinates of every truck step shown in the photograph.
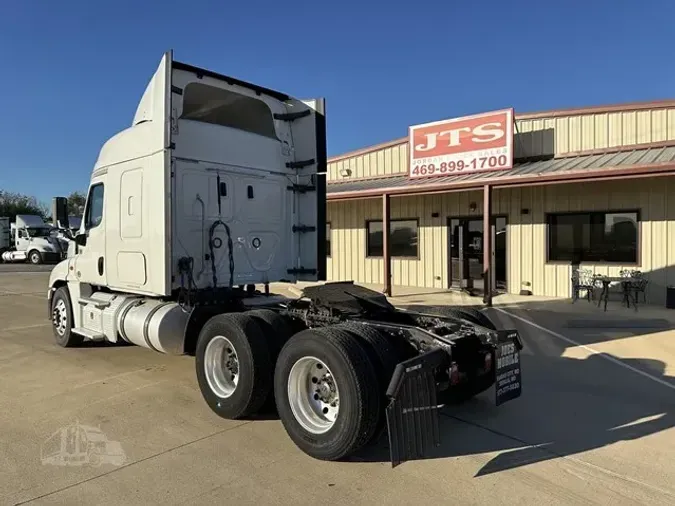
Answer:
[77,297,111,309]
[72,327,106,341]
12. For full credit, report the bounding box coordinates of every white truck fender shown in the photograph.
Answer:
[47,259,73,299]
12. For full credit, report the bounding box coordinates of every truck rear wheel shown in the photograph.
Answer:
[51,286,84,347]
[195,313,273,419]
[274,327,380,461]
[331,322,400,435]
[455,307,497,330]
[246,309,294,359]
[246,309,296,410]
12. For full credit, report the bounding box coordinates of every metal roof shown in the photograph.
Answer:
[327,145,675,196]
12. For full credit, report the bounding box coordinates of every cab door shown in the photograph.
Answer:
[74,177,107,286]
[15,228,29,252]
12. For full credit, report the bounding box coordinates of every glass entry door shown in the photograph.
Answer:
[448,216,507,294]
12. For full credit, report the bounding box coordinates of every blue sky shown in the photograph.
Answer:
[1,0,674,203]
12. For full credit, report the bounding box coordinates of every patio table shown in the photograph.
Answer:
[595,275,642,312]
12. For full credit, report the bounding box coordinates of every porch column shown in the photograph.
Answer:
[483,184,492,307]
[383,193,392,296]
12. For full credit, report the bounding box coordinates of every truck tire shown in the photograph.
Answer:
[28,250,42,265]
[332,322,402,437]
[51,286,84,347]
[246,309,294,359]
[455,307,497,330]
[333,322,399,381]
[195,313,273,420]
[246,309,296,410]
[274,326,380,461]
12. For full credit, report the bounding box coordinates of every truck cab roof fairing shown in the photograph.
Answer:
[95,51,295,173]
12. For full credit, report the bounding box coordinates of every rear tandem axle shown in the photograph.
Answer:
[192,282,524,467]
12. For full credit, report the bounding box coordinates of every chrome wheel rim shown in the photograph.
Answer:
[52,299,68,336]
[204,336,239,398]
[288,356,340,434]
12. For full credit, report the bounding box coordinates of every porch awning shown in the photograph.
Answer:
[327,144,675,200]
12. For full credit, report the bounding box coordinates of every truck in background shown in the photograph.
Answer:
[2,214,65,264]
[47,51,523,467]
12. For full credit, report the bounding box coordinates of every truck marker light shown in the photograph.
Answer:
[449,363,460,385]
[485,352,492,372]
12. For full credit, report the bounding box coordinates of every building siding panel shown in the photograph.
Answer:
[637,110,651,144]
[652,110,666,142]
[622,111,637,146]
[328,106,675,182]
[326,177,674,305]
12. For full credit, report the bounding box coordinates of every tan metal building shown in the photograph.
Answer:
[323,100,675,306]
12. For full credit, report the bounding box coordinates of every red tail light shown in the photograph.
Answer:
[449,363,460,385]
[484,352,493,371]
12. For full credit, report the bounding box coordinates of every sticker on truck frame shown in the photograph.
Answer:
[495,330,522,406]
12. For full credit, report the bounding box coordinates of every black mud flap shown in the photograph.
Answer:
[385,348,448,468]
[495,329,523,406]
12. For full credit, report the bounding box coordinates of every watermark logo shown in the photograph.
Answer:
[40,420,127,468]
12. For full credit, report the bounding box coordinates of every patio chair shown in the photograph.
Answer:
[617,269,647,308]
[571,268,597,303]
[631,272,648,303]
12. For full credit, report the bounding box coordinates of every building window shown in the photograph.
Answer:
[547,211,639,263]
[326,223,331,257]
[366,219,418,258]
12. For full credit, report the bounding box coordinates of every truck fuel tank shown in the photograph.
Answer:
[117,298,189,354]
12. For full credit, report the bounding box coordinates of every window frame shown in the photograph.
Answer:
[545,209,641,265]
[84,183,105,231]
[365,218,420,260]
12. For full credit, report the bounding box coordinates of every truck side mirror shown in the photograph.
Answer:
[75,233,87,247]
[52,197,70,230]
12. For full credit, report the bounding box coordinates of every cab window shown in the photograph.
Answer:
[85,184,105,229]
[180,82,279,140]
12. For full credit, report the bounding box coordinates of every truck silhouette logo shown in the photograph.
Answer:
[40,420,126,467]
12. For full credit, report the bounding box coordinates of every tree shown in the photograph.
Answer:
[67,191,86,216]
[0,190,48,222]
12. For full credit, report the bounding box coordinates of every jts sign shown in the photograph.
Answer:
[408,108,514,178]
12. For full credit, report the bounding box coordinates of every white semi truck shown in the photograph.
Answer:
[47,51,523,467]
[2,214,65,264]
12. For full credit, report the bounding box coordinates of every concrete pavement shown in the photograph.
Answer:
[0,263,55,274]
[1,273,674,505]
